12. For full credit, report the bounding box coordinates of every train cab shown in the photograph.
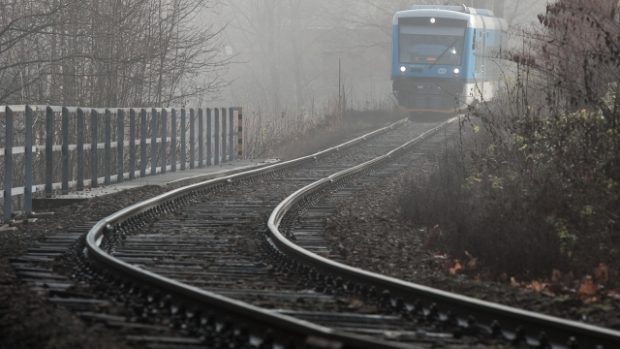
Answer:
[391,5,506,115]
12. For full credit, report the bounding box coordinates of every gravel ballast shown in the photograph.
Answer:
[0,186,167,349]
[323,159,620,331]
[6,112,611,348]
[0,112,401,348]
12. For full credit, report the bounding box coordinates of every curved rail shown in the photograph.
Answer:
[267,116,620,349]
[85,118,416,349]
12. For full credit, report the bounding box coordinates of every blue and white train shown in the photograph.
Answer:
[391,5,506,114]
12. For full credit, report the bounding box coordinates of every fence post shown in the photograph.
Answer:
[150,109,158,176]
[181,109,186,170]
[91,109,98,188]
[61,107,70,194]
[161,109,167,174]
[24,106,33,216]
[3,107,13,221]
[171,109,177,172]
[221,108,227,163]
[198,108,204,168]
[117,109,125,182]
[207,108,212,166]
[214,108,220,165]
[45,107,54,196]
[129,109,136,180]
[104,109,112,185]
[237,108,244,160]
[228,107,235,161]
[190,108,195,169]
[77,109,85,190]
[140,109,147,177]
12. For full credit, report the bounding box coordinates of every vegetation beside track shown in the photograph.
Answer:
[261,109,404,160]
[400,1,620,292]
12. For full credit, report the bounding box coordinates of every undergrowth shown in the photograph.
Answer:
[399,0,620,284]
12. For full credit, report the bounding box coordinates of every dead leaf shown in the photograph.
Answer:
[464,251,478,270]
[347,298,365,309]
[510,277,520,287]
[606,291,620,301]
[528,280,547,293]
[584,296,598,304]
[594,263,609,283]
[466,257,478,270]
[578,276,597,297]
[449,261,463,275]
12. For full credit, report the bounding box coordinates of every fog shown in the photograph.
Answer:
[204,0,547,121]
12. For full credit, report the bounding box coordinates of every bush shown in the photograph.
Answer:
[400,0,620,281]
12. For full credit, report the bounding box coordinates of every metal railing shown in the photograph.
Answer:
[1,105,243,221]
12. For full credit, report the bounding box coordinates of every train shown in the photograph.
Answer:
[391,5,507,115]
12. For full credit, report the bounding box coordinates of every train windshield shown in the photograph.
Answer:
[399,34,465,65]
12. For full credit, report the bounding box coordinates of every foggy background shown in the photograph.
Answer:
[211,0,547,122]
[0,0,547,156]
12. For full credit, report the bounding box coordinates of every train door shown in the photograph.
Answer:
[473,17,489,102]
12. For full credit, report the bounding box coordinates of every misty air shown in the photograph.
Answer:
[1,1,619,348]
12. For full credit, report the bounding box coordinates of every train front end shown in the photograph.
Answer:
[391,7,473,114]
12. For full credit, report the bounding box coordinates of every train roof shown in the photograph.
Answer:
[408,5,495,17]
[393,5,506,30]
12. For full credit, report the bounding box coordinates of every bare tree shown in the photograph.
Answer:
[0,0,67,103]
[0,0,228,107]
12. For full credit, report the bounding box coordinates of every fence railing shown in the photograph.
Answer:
[1,105,244,221]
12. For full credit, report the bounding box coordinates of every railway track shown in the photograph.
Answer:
[29,117,620,348]
[84,118,441,349]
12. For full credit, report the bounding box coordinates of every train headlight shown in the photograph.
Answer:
[453,68,461,75]
[400,66,407,73]
[430,17,436,24]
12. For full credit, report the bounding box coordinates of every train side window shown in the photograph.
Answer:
[475,31,484,74]
[472,29,476,50]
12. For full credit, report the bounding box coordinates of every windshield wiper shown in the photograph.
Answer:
[427,37,461,70]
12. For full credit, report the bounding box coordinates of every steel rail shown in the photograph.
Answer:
[85,118,419,349]
[267,116,620,349]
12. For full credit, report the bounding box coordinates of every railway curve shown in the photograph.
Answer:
[79,116,620,349]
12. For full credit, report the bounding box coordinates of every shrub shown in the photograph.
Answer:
[400,0,620,281]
